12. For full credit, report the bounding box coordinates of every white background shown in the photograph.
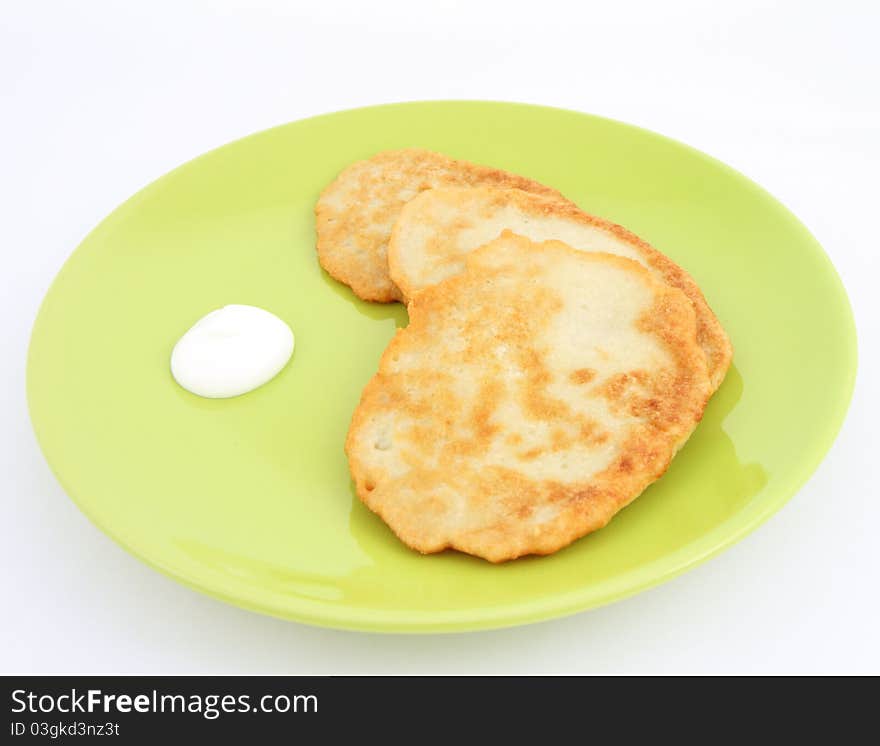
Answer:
[2,0,878,674]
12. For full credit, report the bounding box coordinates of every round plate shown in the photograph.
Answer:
[27,102,857,632]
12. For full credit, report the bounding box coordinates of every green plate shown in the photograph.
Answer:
[27,101,857,632]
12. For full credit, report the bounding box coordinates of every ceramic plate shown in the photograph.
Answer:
[27,102,857,632]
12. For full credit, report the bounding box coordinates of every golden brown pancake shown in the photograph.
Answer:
[315,150,567,302]
[388,186,732,391]
[346,233,712,562]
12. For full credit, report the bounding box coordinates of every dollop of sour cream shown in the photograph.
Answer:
[171,305,294,398]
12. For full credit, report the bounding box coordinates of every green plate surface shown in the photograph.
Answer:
[27,102,857,632]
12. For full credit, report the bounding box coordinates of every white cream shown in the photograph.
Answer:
[171,305,294,398]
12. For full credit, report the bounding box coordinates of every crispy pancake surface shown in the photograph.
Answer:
[388,186,732,390]
[315,150,566,302]
[346,233,712,562]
